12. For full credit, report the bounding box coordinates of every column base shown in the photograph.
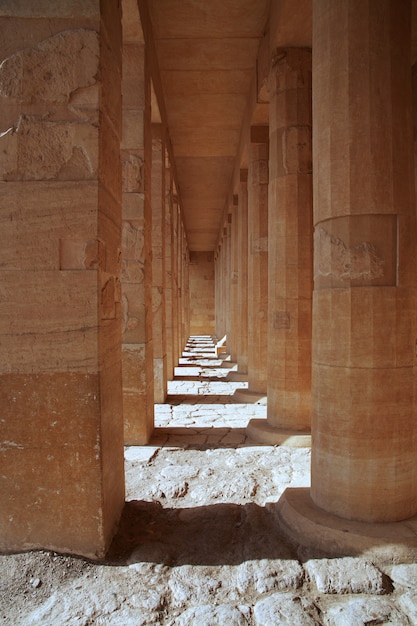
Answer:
[247,419,311,447]
[233,388,267,403]
[272,487,417,565]
[226,371,248,382]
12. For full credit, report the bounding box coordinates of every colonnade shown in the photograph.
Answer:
[215,0,417,553]
[1,0,417,562]
[0,0,190,557]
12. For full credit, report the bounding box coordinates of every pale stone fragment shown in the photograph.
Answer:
[254,592,319,625]
[236,558,304,594]
[389,563,417,588]
[175,604,247,626]
[323,597,409,626]
[398,591,417,624]
[169,565,222,607]
[124,446,159,463]
[306,558,390,595]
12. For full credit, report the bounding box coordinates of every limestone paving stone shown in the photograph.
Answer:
[253,592,320,625]
[236,559,304,594]
[398,590,417,624]
[172,604,249,626]
[305,557,390,595]
[389,563,417,588]
[321,597,409,626]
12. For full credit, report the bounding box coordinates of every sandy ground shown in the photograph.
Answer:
[2,337,417,625]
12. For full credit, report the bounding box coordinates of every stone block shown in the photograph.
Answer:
[0,270,98,374]
[0,181,98,270]
[122,43,145,110]
[0,371,117,558]
[3,116,98,181]
[122,345,153,444]
[305,557,390,594]
[0,29,99,104]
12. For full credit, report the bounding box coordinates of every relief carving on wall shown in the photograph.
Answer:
[314,227,384,284]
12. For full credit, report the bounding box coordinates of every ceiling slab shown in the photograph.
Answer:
[146,1,272,250]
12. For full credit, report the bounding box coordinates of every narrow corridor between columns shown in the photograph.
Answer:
[150,335,266,448]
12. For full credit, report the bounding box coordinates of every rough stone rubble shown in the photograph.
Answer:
[1,338,417,625]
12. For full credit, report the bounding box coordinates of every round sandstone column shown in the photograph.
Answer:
[312,0,417,522]
[248,48,313,446]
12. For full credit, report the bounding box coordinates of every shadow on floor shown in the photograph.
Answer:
[106,499,296,566]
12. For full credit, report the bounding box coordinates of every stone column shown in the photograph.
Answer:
[237,171,249,374]
[0,2,124,557]
[183,228,190,346]
[177,219,185,355]
[171,195,179,368]
[151,124,167,402]
[215,244,222,340]
[248,49,313,446]
[277,1,417,562]
[165,162,174,380]
[311,0,417,523]
[228,200,239,362]
[235,127,269,400]
[121,30,154,444]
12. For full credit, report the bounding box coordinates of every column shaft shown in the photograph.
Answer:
[237,172,249,374]
[247,128,269,394]
[229,202,239,361]
[121,40,154,444]
[151,124,167,403]
[312,0,417,522]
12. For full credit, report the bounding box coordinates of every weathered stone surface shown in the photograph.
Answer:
[305,557,390,595]
[236,558,304,594]
[398,591,417,624]
[322,597,409,626]
[390,563,417,588]
[169,565,222,607]
[175,604,248,626]
[0,30,99,102]
[253,592,320,625]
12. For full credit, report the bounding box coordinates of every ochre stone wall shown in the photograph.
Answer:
[189,252,215,336]
[0,1,124,558]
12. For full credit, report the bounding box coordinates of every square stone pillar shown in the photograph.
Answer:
[151,124,167,402]
[237,171,249,374]
[165,164,174,380]
[228,200,239,362]
[0,1,124,557]
[121,19,154,444]
[171,195,180,367]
